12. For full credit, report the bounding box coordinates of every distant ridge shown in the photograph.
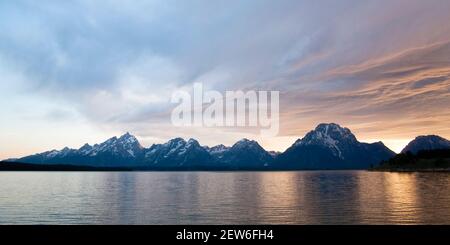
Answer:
[0,162,132,171]
[401,135,450,154]
[5,123,447,170]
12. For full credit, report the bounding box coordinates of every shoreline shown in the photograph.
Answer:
[370,168,450,173]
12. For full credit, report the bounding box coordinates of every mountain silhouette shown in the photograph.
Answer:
[9,123,445,170]
[275,123,395,169]
[401,135,450,154]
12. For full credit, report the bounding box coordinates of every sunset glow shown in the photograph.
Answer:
[1,0,450,159]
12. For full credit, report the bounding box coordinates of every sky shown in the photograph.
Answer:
[1,0,450,159]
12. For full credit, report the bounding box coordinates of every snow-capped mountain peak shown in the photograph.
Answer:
[79,143,92,150]
[233,138,259,149]
[103,136,118,144]
[314,123,356,140]
[296,123,357,147]
[206,144,229,153]
[278,123,395,169]
[292,123,360,159]
[401,135,450,154]
[45,149,61,158]
[187,138,200,147]
[76,133,144,158]
[117,132,143,149]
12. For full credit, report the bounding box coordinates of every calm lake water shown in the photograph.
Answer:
[0,171,449,224]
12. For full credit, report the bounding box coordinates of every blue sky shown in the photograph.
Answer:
[1,0,450,158]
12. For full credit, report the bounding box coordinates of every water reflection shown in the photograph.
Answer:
[0,171,449,224]
[382,173,420,224]
[256,172,303,224]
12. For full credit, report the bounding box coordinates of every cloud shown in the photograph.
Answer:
[280,41,450,143]
[1,0,450,157]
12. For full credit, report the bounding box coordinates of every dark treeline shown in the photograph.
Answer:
[0,162,133,171]
[416,149,450,159]
[376,149,450,170]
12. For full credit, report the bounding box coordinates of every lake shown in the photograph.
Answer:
[0,171,449,224]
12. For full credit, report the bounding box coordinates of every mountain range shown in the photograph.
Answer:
[4,123,450,170]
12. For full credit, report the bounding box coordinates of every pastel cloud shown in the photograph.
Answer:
[1,0,450,158]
